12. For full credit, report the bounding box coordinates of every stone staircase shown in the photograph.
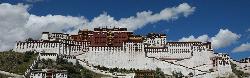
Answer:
[191,70,217,78]
[173,54,213,70]
[148,56,213,77]
[173,57,192,63]
[192,64,207,69]
[76,58,116,77]
[74,51,113,76]
[24,55,40,77]
[0,70,24,78]
[151,57,209,73]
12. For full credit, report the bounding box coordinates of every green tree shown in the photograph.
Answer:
[188,72,193,77]
[155,68,165,78]
[172,71,183,78]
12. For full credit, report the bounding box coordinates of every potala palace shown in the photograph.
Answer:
[14,27,250,78]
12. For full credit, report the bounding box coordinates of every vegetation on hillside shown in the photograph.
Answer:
[230,62,250,78]
[93,65,139,73]
[0,51,38,75]
[34,57,109,78]
[155,68,165,78]
[0,73,12,78]
[94,65,167,78]
[172,71,184,78]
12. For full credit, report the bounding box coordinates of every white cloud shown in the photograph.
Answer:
[0,3,87,51]
[232,43,250,52]
[25,15,88,39]
[178,29,240,49]
[247,28,250,32]
[178,35,209,42]
[0,3,195,51]
[26,0,44,3]
[87,3,195,31]
[0,3,30,51]
[211,29,241,49]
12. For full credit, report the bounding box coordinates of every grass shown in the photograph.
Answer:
[0,50,38,75]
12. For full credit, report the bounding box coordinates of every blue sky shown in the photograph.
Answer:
[0,0,250,60]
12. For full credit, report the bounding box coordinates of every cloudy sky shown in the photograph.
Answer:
[0,0,249,60]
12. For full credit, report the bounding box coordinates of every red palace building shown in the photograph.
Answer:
[70,27,134,47]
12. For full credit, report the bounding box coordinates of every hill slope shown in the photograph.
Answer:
[0,51,37,75]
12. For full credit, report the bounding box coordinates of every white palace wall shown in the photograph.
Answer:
[14,41,61,54]
[144,37,166,47]
[40,53,58,60]
[215,53,233,76]
[14,39,89,56]
[145,42,210,60]
[146,51,191,60]
[125,42,144,52]
[78,50,205,76]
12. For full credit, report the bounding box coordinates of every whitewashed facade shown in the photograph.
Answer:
[29,69,67,78]
[39,53,58,60]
